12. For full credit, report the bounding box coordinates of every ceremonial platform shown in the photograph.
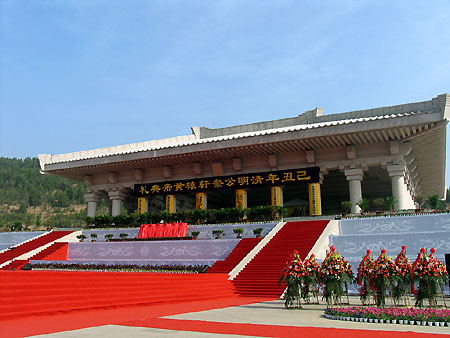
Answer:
[0,215,449,337]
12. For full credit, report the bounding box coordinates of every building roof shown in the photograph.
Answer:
[39,94,450,197]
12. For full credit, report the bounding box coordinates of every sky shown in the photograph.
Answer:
[1,1,449,182]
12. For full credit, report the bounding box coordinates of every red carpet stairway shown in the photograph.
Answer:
[0,271,237,321]
[0,231,72,270]
[231,221,328,297]
[207,238,262,273]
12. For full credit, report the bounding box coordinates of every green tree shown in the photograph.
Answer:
[427,195,439,210]
[415,195,425,209]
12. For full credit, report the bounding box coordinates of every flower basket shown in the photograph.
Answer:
[319,246,353,307]
[412,248,448,308]
[372,249,396,307]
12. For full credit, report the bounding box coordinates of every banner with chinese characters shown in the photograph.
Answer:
[308,183,322,216]
[271,186,283,207]
[134,167,320,197]
[235,189,247,209]
[165,195,175,213]
[196,192,206,210]
[137,197,146,214]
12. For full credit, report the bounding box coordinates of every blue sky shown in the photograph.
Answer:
[1,1,449,182]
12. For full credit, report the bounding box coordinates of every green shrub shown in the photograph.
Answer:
[357,198,370,212]
[233,228,244,238]
[253,227,263,237]
[341,201,352,213]
[372,198,386,211]
[385,196,397,211]
[212,229,224,238]
[76,234,87,242]
[192,209,207,223]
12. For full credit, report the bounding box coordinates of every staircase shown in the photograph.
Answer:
[231,221,328,297]
[207,238,262,273]
[30,242,68,261]
[0,231,72,270]
[0,271,237,320]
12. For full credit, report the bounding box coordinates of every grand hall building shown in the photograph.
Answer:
[38,94,449,217]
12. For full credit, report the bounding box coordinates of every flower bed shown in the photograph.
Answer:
[324,307,450,326]
[31,262,209,273]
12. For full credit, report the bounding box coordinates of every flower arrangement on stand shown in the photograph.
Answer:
[319,246,353,307]
[372,249,396,307]
[279,250,304,308]
[393,246,412,307]
[412,248,449,308]
[302,254,320,304]
[357,249,375,305]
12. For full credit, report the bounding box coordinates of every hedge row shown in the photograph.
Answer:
[86,206,287,228]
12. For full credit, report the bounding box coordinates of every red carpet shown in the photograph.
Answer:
[232,221,328,297]
[207,238,262,273]
[0,270,237,321]
[0,293,441,338]
[0,231,72,269]
[0,296,272,338]
[125,317,443,338]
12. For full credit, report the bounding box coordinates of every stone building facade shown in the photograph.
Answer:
[39,94,450,217]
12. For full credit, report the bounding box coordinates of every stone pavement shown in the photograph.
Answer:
[30,298,449,337]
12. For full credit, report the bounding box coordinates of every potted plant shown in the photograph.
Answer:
[119,233,128,240]
[357,198,369,213]
[385,196,397,212]
[104,234,114,242]
[233,228,244,238]
[191,231,200,239]
[253,228,263,238]
[76,234,87,242]
[90,233,97,242]
[212,230,224,239]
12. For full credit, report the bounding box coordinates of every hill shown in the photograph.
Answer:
[0,157,87,230]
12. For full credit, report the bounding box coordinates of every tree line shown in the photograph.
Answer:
[0,157,86,229]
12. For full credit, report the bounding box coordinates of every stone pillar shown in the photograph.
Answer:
[235,189,247,209]
[108,189,128,216]
[84,192,101,218]
[345,168,364,214]
[387,164,408,210]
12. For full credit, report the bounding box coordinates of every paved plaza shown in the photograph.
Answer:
[29,299,449,337]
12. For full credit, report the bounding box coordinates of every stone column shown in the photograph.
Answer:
[84,192,101,218]
[108,189,128,216]
[387,164,407,210]
[344,168,364,214]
